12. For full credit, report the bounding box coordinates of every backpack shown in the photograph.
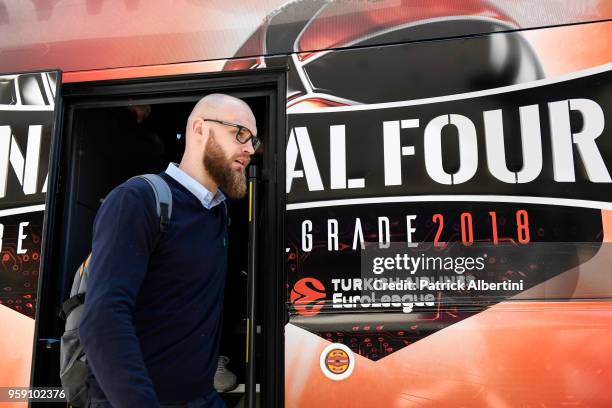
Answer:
[58,174,173,408]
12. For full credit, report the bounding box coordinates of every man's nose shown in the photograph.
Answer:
[243,140,255,155]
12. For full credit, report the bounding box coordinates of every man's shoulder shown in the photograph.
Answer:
[101,176,159,212]
[115,176,149,195]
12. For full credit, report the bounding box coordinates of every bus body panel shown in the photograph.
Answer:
[280,16,612,408]
[0,2,610,407]
[0,0,610,73]
[0,70,59,408]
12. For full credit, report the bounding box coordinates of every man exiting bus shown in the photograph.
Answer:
[79,94,259,408]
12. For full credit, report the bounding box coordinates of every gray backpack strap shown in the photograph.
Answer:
[135,174,172,233]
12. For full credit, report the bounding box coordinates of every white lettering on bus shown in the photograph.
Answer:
[286,98,610,193]
[0,125,46,199]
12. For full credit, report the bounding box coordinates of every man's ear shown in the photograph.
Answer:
[192,117,209,145]
[192,117,203,137]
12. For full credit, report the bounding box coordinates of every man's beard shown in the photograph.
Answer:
[203,130,247,199]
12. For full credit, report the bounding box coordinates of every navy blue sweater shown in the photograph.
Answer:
[79,173,228,407]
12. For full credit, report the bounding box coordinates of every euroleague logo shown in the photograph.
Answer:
[290,277,326,316]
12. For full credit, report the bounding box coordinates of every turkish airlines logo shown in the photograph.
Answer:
[290,277,326,316]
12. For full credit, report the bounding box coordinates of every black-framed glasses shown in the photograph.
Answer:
[202,118,261,151]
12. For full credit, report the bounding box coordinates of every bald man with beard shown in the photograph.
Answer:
[79,94,260,408]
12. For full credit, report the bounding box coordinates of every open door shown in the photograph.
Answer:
[31,69,286,408]
[0,70,61,405]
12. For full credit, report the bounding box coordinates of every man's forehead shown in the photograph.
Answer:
[191,95,257,138]
[215,105,257,133]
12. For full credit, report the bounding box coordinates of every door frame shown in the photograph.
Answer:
[32,67,287,408]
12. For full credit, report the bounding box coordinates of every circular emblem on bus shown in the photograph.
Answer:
[320,343,355,381]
